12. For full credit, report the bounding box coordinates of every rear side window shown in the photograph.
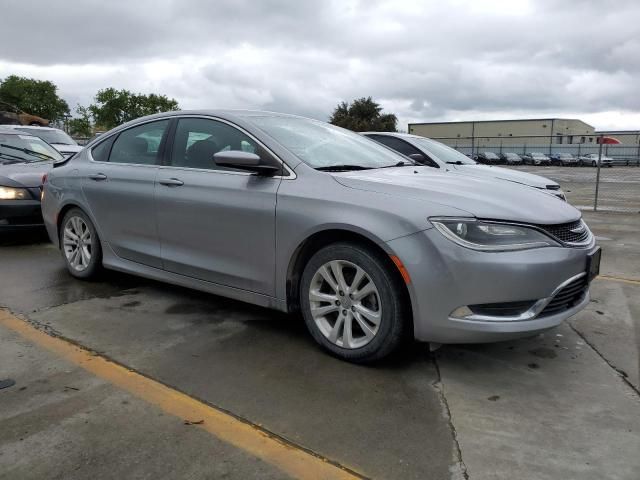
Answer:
[91,136,116,162]
[108,120,169,165]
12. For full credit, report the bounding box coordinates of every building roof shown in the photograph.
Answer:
[408,118,589,126]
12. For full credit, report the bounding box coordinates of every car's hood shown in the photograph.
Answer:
[51,144,83,154]
[450,164,559,189]
[333,167,579,225]
[0,161,53,188]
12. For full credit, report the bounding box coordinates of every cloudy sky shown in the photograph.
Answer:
[1,0,639,130]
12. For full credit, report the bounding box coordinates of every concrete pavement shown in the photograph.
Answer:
[1,208,638,479]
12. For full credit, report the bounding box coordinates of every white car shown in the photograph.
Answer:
[579,153,614,167]
[363,132,566,200]
[1,124,83,158]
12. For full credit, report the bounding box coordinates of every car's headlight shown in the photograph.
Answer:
[0,186,30,200]
[430,218,559,251]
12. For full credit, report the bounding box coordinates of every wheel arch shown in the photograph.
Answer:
[55,202,101,246]
[285,228,413,326]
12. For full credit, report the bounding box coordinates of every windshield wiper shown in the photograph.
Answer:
[315,165,373,172]
[0,143,56,161]
[380,161,415,168]
[0,152,28,163]
[446,161,465,165]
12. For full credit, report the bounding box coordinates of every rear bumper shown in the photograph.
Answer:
[0,199,43,229]
[387,228,597,344]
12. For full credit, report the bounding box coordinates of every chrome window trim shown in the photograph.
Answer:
[449,272,588,323]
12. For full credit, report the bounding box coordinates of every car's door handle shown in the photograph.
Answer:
[88,173,107,181]
[158,178,184,187]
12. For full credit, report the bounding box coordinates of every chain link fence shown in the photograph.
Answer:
[431,133,640,213]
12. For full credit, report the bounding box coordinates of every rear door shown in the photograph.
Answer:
[81,119,169,268]
[155,117,282,295]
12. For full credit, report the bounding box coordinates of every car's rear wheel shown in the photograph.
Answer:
[592,160,597,167]
[300,242,409,363]
[60,208,102,279]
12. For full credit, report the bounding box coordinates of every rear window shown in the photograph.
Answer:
[91,136,116,162]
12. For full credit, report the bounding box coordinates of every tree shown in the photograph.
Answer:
[329,97,397,132]
[68,105,92,137]
[89,88,179,129]
[0,75,69,121]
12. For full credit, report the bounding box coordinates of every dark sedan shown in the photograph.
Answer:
[0,128,62,230]
[476,151,501,164]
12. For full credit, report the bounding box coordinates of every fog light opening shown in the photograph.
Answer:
[450,306,473,318]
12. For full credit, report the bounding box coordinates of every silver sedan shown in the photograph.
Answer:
[42,111,600,362]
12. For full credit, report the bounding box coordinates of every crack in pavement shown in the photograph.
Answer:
[568,323,640,398]
[430,353,470,480]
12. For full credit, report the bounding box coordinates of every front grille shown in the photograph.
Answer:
[538,220,590,244]
[539,275,588,317]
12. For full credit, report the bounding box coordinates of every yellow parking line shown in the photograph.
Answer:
[0,310,362,480]
[596,275,640,286]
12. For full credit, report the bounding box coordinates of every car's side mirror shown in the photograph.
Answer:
[408,153,425,163]
[213,151,280,176]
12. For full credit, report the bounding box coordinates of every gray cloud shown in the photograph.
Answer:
[1,0,639,129]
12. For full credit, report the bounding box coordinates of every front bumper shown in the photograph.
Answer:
[0,198,44,230]
[387,228,597,344]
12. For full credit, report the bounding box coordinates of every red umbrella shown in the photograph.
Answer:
[596,136,621,144]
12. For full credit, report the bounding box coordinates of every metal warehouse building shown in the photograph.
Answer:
[407,118,640,159]
[408,118,597,146]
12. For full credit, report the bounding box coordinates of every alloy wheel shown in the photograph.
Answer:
[63,216,92,272]
[308,260,382,349]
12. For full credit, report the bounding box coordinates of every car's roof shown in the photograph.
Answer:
[361,131,426,140]
[0,127,32,136]
[0,124,60,132]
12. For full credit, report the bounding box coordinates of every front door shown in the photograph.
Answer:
[81,119,169,268]
[156,117,281,295]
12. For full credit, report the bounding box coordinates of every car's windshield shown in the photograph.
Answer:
[246,115,411,169]
[484,152,498,159]
[410,137,476,165]
[505,153,518,158]
[0,133,63,163]
[17,128,76,146]
[559,153,573,158]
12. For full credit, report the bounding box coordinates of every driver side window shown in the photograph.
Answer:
[170,118,276,172]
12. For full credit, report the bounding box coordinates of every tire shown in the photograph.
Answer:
[592,160,597,167]
[59,208,102,279]
[299,242,409,363]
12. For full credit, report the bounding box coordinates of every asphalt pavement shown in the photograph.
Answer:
[0,208,638,479]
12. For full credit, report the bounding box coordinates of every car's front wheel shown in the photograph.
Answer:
[60,208,102,279]
[300,242,409,363]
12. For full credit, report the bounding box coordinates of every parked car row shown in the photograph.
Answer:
[471,150,615,167]
[3,112,599,363]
